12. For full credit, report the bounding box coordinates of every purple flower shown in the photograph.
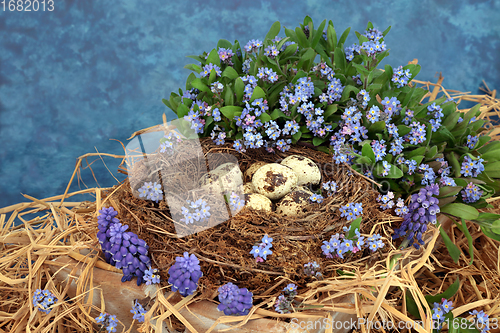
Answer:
[461,182,483,203]
[143,267,160,285]
[95,313,118,332]
[131,300,147,323]
[217,282,253,316]
[168,252,203,297]
[32,289,57,314]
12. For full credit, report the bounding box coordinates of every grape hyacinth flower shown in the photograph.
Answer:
[461,182,483,203]
[32,289,57,314]
[95,313,118,332]
[217,282,254,316]
[143,266,160,285]
[131,300,147,323]
[392,184,440,249]
[168,252,203,297]
[97,207,152,285]
[304,261,322,278]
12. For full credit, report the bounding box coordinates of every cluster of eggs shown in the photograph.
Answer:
[198,155,322,217]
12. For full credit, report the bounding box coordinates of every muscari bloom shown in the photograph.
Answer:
[97,207,152,285]
[392,184,440,249]
[168,252,203,297]
[217,282,253,316]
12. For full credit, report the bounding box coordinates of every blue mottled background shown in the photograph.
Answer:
[0,0,499,209]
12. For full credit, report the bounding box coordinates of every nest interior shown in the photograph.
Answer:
[108,138,397,297]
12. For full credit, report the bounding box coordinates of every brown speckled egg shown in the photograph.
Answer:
[244,193,273,212]
[280,155,321,186]
[275,187,313,216]
[252,163,298,200]
[244,161,268,182]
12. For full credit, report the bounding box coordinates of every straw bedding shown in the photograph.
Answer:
[1,74,499,332]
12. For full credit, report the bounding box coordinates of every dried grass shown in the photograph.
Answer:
[1,71,499,332]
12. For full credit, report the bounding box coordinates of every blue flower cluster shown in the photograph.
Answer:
[392,184,440,249]
[168,252,203,297]
[97,207,151,285]
[250,234,273,262]
[345,28,386,60]
[211,82,224,94]
[304,261,322,278]
[32,289,57,314]
[218,47,234,65]
[461,182,483,203]
[210,124,226,145]
[339,202,363,221]
[427,103,444,132]
[143,266,160,285]
[180,199,211,225]
[431,299,453,329]
[243,39,262,53]
[228,191,245,213]
[309,193,324,203]
[138,181,163,203]
[183,99,212,134]
[217,282,254,316]
[376,191,409,217]
[264,45,280,58]
[275,283,298,314]
[470,309,491,333]
[466,134,479,149]
[159,131,183,155]
[200,63,221,78]
[322,181,337,196]
[95,313,118,332]
[322,227,384,259]
[340,106,368,144]
[461,155,484,177]
[436,157,457,186]
[391,66,412,88]
[131,300,147,323]
[257,67,279,83]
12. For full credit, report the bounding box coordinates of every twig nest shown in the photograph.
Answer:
[199,163,243,195]
[275,187,313,216]
[280,155,321,186]
[244,161,267,182]
[244,193,273,212]
[242,183,255,194]
[252,163,298,200]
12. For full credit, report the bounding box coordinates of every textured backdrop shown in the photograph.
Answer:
[0,0,499,208]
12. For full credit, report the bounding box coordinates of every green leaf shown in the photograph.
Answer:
[439,226,461,263]
[291,131,302,143]
[425,277,460,304]
[405,293,421,319]
[190,78,210,93]
[326,24,337,52]
[184,63,202,73]
[281,42,298,58]
[323,104,338,118]
[301,48,316,61]
[250,86,266,102]
[375,163,403,178]
[449,318,481,333]
[313,136,328,146]
[440,203,479,220]
[219,106,243,119]
[259,113,271,123]
[347,217,362,239]
[456,218,474,264]
[270,109,287,120]
[340,85,359,102]
[234,78,244,102]
[311,20,326,49]
[265,21,281,41]
[484,161,500,178]
[425,145,438,159]
[334,47,346,72]
[216,39,232,49]
[162,98,171,109]
[177,103,189,118]
[295,26,309,48]
[478,140,500,154]
[224,85,234,106]
[222,67,239,80]
[439,186,462,198]
[337,27,351,47]
[206,48,220,65]
[362,143,376,163]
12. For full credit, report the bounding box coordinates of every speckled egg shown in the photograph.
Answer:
[244,193,273,212]
[275,187,313,216]
[243,183,256,194]
[199,163,243,195]
[280,155,321,186]
[252,163,298,200]
[244,161,268,182]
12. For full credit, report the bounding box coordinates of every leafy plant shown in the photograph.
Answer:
[162,17,500,243]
